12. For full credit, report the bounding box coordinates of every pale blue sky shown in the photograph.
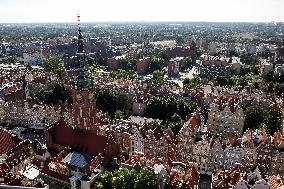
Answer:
[0,0,284,23]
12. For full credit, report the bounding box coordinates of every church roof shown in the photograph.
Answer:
[50,120,108,156]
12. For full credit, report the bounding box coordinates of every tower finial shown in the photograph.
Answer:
[77,12,84,53]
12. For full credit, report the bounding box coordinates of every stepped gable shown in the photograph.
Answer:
[0,128,21,154]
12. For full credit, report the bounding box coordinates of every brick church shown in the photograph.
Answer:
[44,15,119,161]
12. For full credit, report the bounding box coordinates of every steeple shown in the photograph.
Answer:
[77,13,84,54]
[75,13,93,89]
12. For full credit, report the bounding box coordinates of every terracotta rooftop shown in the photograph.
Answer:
[268,175,284,189]
[272,131,283,146]
[182,113,200,135]
[227,134,241,147]
[49,120,108,156]
[242,129,253,143]
[226,165,243,187]
[184,164,199,188]
[0,128,21,155]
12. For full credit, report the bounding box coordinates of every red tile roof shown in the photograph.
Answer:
[89,155,102,169]
[228,134,241,147]
[184,164,199,188]
[212,166,226,189]
[216,95,239,113]
[50,120,108,156]
[268,175,284,189]
[226,165,243,186]
[0,129,21,155]
[272,131,283,146]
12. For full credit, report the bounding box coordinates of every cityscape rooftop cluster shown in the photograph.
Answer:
[0,15,284,189]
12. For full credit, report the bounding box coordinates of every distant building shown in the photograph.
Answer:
[23,48,47,66]
[136,58,149,75]
[107,57,119,71]
[245,44,257,55]
[210,139,224,171]
[167,58,180,77]
[259,59,273,75]
[230,57,242,75]
[132,102,146,116]
[275,64,284,74]
[167,47,191,58]
[277,47,284,64]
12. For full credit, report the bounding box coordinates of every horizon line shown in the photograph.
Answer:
[0,20,283,24]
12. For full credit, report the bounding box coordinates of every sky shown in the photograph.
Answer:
[0,0,284,23]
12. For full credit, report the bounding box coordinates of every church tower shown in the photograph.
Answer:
[71,14,97,132]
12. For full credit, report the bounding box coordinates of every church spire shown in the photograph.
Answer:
[74,13,94,89]
[77,13,84,53]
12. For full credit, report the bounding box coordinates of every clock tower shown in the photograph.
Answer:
[71,14,97,132]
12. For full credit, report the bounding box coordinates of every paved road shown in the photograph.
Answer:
[170,66,197,88]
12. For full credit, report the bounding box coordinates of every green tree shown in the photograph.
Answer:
[7,55,18,64]
[96,87,132,117]
[175,36,185,46]
[149,56,164,73]
[144,96,168,120]
[152,70,164,84]
[145,96,196,121]
[169,113,184,136]
[37,81,70,104]
[244,105,266,132]
[274,73,284,83]
[263,71,274,82]
[237,76,248,87]
[42,57,65,77]
[274,83,284,95]
[183,77,200,89]
[215,76,233,87]
[96,171,113,189]
[115,110,126,120]
[94,54,107,66]
[147,120,160,130]
[180,57,193,71]
[134,168,156,189]
[265,106,282,135]
[261,82,274,93]
[95,168,156,189]
[239,53,258,65]
[157,49,169,61]
[118,57,137,71]
[110,70,136,79]
[112,168,136,189]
